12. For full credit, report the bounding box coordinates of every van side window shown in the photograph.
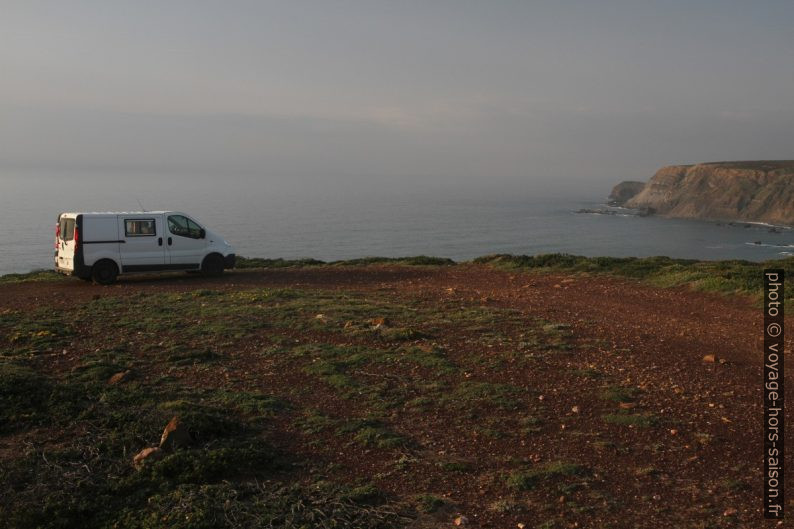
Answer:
[125,219,156,237]
[59,218,75,241]
[167,215,203,239]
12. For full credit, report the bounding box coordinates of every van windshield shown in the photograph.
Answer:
[59,218,75,241]
[167,215,203,239]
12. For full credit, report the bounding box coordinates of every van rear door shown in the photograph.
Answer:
[56,214,77,271]
[117,215,166,271]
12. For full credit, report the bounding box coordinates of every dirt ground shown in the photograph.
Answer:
[1,265,791,528]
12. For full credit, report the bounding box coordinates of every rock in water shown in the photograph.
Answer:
[160,416,192,450]
[608,181,646,206]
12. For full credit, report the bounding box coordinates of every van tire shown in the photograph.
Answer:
[201,254,224,277]
[91,260,118,285]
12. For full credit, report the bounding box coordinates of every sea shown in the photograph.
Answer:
[2,170,794,276]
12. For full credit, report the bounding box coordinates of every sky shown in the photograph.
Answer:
[1,0,793,195]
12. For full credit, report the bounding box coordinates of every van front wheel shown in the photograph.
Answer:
[201,254,224,277]
[91,260,118,285]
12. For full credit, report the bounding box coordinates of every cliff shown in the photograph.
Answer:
[608,181,645,206]
[624,161,794,225]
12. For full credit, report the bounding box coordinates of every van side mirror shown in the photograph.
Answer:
[200,228,206,239]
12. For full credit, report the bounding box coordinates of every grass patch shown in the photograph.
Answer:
[474,253,794,302]
[600,385,639,403]
[338,418,408,449]
[603,412,658,428]
[446,381,522,410]
[437,460,472,473]
[506,461,590,491]
[236,255,454,269]
[570,368,604,379]
[0,359,57,432]
[415,493,447,513]
[0,269,63,284]
[1,309,73,354]
[166,348,223,366]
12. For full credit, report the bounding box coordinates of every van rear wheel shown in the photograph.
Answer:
[91,260,118,285]
[201,254,224,277]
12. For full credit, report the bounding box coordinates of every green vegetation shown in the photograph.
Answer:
[445,381,522,410]
[415,493,447,513]
[599,385,639,403]
[338,418,408,449]
[236,255,454,268]
[474,253,794,302]
[506,461,590,491]
[0,269,63,284]
[603,412,659,428]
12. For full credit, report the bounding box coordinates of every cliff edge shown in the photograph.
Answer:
[624,161,794,225]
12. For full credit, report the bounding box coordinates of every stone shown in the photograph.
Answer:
[159,416,192,450]
[107,370,132,385]
[132,446,162,469]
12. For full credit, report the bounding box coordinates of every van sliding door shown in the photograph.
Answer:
[117,215,166,271]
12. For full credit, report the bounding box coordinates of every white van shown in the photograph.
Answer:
[54,211,236,284]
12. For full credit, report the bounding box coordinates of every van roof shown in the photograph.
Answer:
[60,211,178,216]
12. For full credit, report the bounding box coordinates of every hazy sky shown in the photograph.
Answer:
[1,1,793,194]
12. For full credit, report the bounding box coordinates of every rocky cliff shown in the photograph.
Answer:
[608,181,645,206]
[623,161,794,225]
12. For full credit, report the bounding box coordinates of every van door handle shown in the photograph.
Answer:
[168,237,172,246]
[158,237,163,246]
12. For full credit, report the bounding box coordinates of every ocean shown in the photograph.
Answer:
[2,170,793,276]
